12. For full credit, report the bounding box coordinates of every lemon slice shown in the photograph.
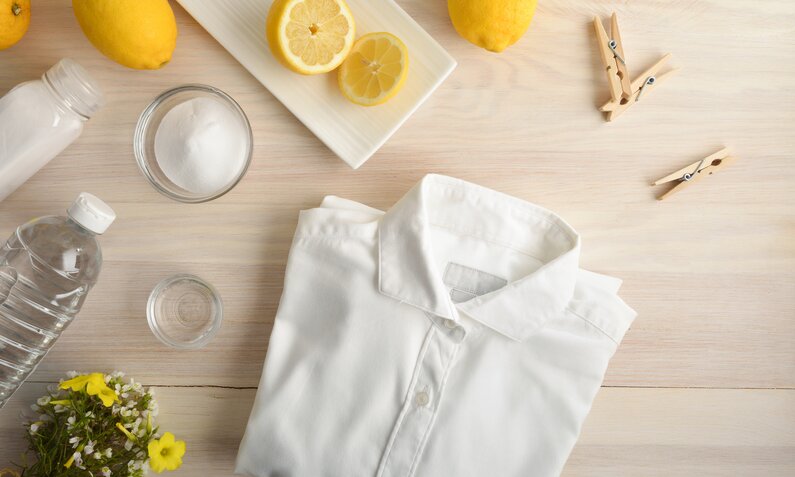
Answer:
[266,0,356,75]
[338,32,409,106]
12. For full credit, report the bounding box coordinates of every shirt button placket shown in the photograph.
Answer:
[377,323,463,477]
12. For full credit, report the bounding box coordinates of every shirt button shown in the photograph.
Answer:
[443,319,456,329]
[415,390,430,407]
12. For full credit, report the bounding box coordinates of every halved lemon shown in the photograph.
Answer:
[266,0,355,75]
[338,32,409,106]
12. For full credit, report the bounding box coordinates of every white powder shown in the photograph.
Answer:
[154,97,248,195]
[0,83,85,202]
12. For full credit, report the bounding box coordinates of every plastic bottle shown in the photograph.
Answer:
[0,58,103,202]
[0,193,115,409]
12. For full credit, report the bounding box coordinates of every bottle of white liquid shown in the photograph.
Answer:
[0,193,115,409]
[0,58,103,202]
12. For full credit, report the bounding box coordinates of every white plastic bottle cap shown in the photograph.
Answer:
[67,192,116,234]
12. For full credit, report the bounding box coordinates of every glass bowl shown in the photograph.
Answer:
[133,84,253,203]
[147,274,223,349]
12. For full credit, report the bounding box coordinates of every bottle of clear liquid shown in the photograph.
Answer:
[0,58,103,202]
[0,193,115,409]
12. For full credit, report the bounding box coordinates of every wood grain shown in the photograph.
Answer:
[1,0,794,474]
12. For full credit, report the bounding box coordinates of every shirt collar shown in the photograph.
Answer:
[378,174,580,341]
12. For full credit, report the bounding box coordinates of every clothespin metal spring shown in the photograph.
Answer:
[635,76,656,102]
[682,159,705,181]
[608,39,626,65]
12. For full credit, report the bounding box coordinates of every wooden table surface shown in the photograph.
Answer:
[1,0,793,475]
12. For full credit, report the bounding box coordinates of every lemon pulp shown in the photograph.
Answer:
[267,0,355,75]
[338,32,408,106]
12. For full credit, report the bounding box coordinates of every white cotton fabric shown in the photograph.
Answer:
[236,174,636,477]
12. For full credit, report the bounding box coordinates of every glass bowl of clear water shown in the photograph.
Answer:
[147,274,223,349]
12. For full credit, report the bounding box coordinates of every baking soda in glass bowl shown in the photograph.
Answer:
[155,97,248,195]
[134,84,253,203]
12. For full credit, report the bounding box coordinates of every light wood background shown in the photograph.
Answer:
[1,0,793,475]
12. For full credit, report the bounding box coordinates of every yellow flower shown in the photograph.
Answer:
[64,444,85,468]
[94,385,119,407]
[148,432,185,473]
[85,376,108,396]
[116,422,137,441]
[60,373,104,392]
[60,373,118,407]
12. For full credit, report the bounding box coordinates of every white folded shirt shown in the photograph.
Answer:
[236,174,636,477]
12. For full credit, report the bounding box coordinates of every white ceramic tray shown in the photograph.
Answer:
[176,0,456,169]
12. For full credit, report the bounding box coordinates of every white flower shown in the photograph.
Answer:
[101,466,112,477]
[47,384,59,393]
[54,404,66,413]
[128,460,141,472]
[85,411,95,418]
[72,451,83,466]
[67,370,79,378]
[121,409,132,417]
[69,436,81,447]
[37,396,51,406]
[29,423,39,433]
[104,448,113,458]
[67,416,76,426]
[84,440,95,454]
[94,452,102,459]
[124,440,133,451]
[30,404,40,412]
[112,370,125,379]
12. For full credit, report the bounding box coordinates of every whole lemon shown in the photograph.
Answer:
[72,0,178,69]
[0,0,30,50]
[448,0,537,53]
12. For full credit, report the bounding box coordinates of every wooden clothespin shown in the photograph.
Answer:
[593,13,632,104]
[652,148,736,200]
[593,13,678,121]
[600,54,677,121]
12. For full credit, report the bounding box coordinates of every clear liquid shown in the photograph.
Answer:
[0,216,101,408]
